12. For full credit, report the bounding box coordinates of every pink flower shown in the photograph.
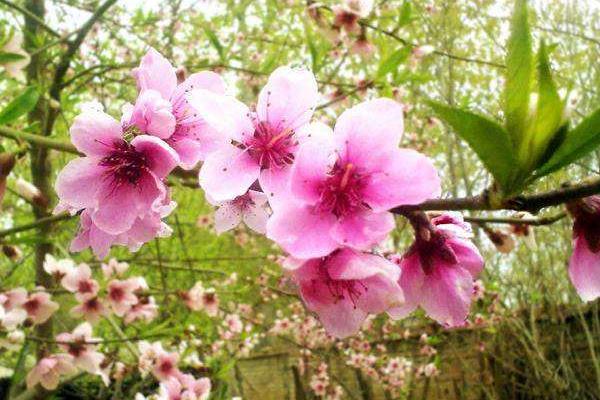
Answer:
[43,254,75,280]
[61,263,99,301]
[153,351,180,381]
[26,354,77,390]
[107,278,145,316]
[208,190,270,234]
[185,283,219,317]
[286,248,404,338]
[388,213,484,327]
[127,48,227,169]
[23,291,59,325]
[179,374,211,400]
[55,109,179,236]
[0,288,28,330]
[124,296,158,324]
[567,196,600,301]
[56,322,105,375]
[71,296,109,324]
[70,199,175,259]
[190,66,319,208]
[267,99,440,258]
[101,258,130,278]
[158,377,183,400]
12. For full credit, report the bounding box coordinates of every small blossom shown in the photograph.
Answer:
[26,354,77,390]
[71,296,109,324]
[43,254,75,280]
[102,258,130,278]
[61,263,100,301]
[23,291,59,325]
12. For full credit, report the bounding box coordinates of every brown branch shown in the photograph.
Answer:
[393,177,600,214]
[463,212,567,226]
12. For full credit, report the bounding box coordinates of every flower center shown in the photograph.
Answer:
[23,298,39,315]
[243,121,296,169]
[77,280,95,294]
[314,261,367,309]
[109,286,125,302]
[99,140,148,187]
[317,162,367,217]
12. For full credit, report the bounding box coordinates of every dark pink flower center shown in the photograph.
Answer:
[231,192,255,211]
[317,162,368,217]
[77,280,94,294]
[23,298,39,315]
[99,140,149,186]
[109,286,125,302]
[413,231,458,274]
[313,261,367,309]
[243,121,296,169]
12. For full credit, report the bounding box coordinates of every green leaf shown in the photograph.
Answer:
[0,86,39,125]
[535,107,600,177]
[398,1,412,27]
[376,46,410,79]
[504,0,533,146]
[0,51,26,63]
[428,101,517,190]
[203,27,225,60]
[530,40,563,162]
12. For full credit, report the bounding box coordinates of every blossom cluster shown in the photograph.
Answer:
[52,46,489,339]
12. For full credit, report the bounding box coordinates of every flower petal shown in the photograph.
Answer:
[199,144,260,202]
[257,66,318,131]
[187,89,254,143]
[334,98,404,168]
[569,236,600,302]
[132,48,177,99]
[267,203,338,259]
[331,211,395,250]
[290,134,334,205]
[242,202,269,234]
[70,111,122,156]
[214,203,243,234]
[129,90,176,139]
[131,135,179,179]
[55,157,104,210]
[362,148,441,211]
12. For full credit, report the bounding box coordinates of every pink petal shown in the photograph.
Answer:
[171,71,226,113]
[294,121,334,145]
[362,148,441,211]
[312,300,368,338]
[415,262,473,327]
[129,90,176,139]
[449,237,484,277]
[327,248,397,280]
[357,275,405,313]
[267,204,338,259]
[331,211,395,250]
[257,66,318,131]
[92,174,162,235]
[289,136,334,205]
[168,122,226,169]
[242,202,269,234]
[70,111,122,156]
[187,89,254,143]
[55,157,104,210]
[214,203,243,234]
[258,167,292,212]
[199,144,260,202]
[131,135,179,179]
[133,48,177,99]
[569,236,600,302]
[388,253,425,320]
[334,98,404,168]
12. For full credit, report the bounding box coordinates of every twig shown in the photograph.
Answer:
[0,212,73,238]
[463,212,567,226]
[0,126,79,154]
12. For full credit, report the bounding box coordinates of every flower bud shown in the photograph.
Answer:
[484,228,515,253]
[14,177,48,208]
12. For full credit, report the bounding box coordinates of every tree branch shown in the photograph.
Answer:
[393,178,600,214]
[463,212,567,226]
[0,212,72,239]
[0,125,79,154]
